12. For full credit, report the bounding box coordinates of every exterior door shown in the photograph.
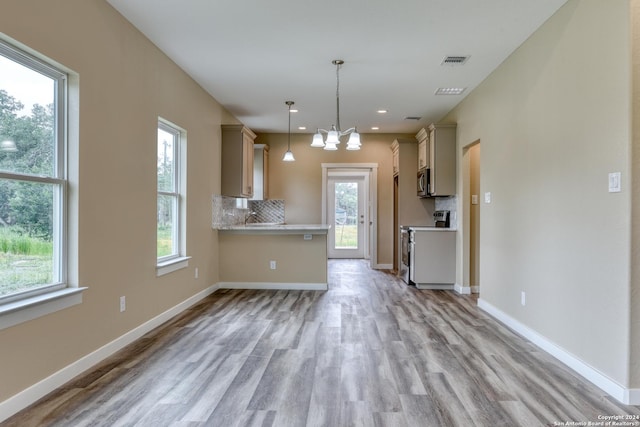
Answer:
[327,175,366,258]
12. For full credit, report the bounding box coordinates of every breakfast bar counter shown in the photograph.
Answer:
[215,224,329,290]
[217,224,330,235]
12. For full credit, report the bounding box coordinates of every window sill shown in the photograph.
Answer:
[156,256,191,277]
[0,287,87,331]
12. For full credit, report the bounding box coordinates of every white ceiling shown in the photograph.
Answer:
[106,0,568,135]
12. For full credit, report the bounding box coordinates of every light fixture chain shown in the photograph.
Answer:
[288,102,291,149]
[335,61,341,132]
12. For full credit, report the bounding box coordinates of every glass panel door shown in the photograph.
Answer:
[328,176,365,259]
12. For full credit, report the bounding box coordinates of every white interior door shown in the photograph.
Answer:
[327,174,366,259]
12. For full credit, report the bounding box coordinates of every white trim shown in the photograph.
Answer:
[415,284,454,290]
[0,283,219,423]
[454,283,471,294]
[626,389,640,406]
[219,282,328,291]
[0,287,87,331]
[156,256,191,276]
[471,286,480,294]
[477,298,638,405]
[321,163,379,268]
[374,263,393,270]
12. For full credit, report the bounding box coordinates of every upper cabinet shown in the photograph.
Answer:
[416,128,429,171]
[251,144,269,200]
[391,140,400,177]
[221,124,256,198]
[416,124,457,197]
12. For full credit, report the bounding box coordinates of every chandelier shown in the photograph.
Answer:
[311,60,361,151]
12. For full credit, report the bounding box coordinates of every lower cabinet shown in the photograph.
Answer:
[411,230,456,287]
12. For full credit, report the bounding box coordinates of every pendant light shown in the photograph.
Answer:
[282,101,295,162]
[311,60,361,151]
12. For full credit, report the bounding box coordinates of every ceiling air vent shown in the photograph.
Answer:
[404,116,422,121]
[441,56,469,65]
[435,87,466,96]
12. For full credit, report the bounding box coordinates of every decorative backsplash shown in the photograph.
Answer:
[212,195,285,228]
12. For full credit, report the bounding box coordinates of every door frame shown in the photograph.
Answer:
[462,140,481,293]
[321,163,378,268]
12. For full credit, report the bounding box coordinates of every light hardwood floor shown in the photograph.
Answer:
[4,260,640,426]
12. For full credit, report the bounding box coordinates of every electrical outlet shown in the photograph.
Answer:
[270,260,276,270]
[521,291,526,306]
[120,296,126,312]
[195,267,199,279]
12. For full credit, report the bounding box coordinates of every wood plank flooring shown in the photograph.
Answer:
[4,260,640,426]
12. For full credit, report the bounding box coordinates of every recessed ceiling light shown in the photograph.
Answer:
[435,87,466,95]
[371,126,380,130]
[377,109,388,114]
[290,109,298,113]
[298,126,306,130]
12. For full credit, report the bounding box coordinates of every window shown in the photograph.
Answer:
[0,39,68,304]
[157,119,188,275]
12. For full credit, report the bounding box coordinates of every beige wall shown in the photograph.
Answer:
[0,0,232,402]
[631,0,640,389]
[257,132,415,266]
[445,0,632,386]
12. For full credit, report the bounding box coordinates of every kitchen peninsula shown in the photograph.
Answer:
[216,224,330,290]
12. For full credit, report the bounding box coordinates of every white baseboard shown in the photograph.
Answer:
[415,284,454,290]
[471,286,480,294]
[218,282,328,291]
[374,263,393,270]
[0,283,220,423]
[454,283,471,295]
[477,298,639,405]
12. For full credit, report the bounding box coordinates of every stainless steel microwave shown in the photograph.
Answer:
[417,169,429,197]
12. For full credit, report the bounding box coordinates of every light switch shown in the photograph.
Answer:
[608,172,621,193]
[471,194,478,205]
[484,192,492,204]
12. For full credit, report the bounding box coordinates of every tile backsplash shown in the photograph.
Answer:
[435,196,458,229]
[212,195,284,228]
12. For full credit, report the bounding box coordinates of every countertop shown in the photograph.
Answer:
[405,226,457,232]
[216,224,331,235]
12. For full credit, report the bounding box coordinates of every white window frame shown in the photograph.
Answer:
[156,118,189,276]
[0,36,84,331]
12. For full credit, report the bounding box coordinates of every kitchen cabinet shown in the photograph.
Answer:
[416,124,456,197]
[391,140,400,176]
[252,144,269,200]
[221,124,256,198]
[416,127,428,171]
[410,228,456,288]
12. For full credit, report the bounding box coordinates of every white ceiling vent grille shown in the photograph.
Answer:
[435,87,466,96]
[441,56,469,65]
